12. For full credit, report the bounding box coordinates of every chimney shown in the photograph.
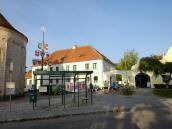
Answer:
[72,45,78,49]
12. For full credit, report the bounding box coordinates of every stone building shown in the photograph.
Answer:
[0,13,28,97]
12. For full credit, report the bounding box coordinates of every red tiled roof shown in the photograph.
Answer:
[25,70,32,78]
[48,45,115,66]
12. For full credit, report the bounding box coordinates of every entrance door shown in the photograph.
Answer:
[135,73,151,88]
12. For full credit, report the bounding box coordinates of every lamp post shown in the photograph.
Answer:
[40,26,46,71]
[40,27,46,87]
[33,26,49,90]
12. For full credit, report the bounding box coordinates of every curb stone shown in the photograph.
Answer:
[0,107,131,123]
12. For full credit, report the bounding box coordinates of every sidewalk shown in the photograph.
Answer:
[0,88,172,123]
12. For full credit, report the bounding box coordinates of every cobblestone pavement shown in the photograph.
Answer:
[0,88,172,122]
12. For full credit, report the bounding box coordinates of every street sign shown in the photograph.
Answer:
[32,59,42,65]
[6,82,15,95]
[38,43,43,49]
[6,88,15,95]
[6,82,15,88]
[44,44,48,51]
[35,50,40,56]
[39,86,47,93]
[10,62,13,72]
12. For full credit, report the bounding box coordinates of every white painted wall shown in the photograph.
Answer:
[32,59,116,90]
[161,46,172,63]
[116,70,172,88]
[25,78,32,91]
[32,65,49,89]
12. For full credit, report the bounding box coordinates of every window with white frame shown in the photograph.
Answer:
[93,63,97,70]
[66,65,69,71]
[56,79,59,84]
[56,67,59,71]
[73,65,77,71]
[87,77,90,82]
[94,76,98,83]
[29,80,32,85]
[50,67,53,71]
[85,63,89,70]
[67,78,70,82]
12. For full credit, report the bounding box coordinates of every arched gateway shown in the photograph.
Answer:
[135,72,151,88]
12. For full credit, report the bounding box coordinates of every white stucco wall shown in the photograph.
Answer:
[32,65,49,89]
[32,59,116,90]
[161,47,172,63]
[25,78,32,91]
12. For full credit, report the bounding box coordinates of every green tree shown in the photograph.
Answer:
[139,56,163,76]
[139,56,172,89]
[163,62,172,77]
[116,50,138,70]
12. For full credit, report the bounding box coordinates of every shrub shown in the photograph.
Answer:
[52,85,64,95]
[116,74,122,81]
[121,86,135,95]
[154,84,172,89]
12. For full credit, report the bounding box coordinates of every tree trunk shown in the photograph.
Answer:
[166,83,169,89]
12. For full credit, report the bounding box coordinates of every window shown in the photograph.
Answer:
[73,65,77,71]
[50,79,53,84]
[56,67,59,71]
[93,63,97,70]
[56,79,59,84]
[29,80,32,85]
[87,77,90,82]
[67,78,70,82]
[66,65,69,71]
[94,76,98,83]
[85,63,89,70]
[50,67,53,71]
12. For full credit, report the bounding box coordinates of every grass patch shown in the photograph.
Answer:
[153,89,172,98]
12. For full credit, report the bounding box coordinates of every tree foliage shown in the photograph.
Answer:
[116,50,138,70]
[139,56,163,75]
[139,56,172,88]
[139,56,172,76]
[163,62,172,77]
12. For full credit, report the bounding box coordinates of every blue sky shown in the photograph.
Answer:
[0,0,172,67]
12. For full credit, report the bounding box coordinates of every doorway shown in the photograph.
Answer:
[135,72,151,88]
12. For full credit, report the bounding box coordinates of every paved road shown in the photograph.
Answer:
[1,111,172,129]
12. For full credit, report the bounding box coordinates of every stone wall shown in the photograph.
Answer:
[0,27,8,96]
[0,26,27,96]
